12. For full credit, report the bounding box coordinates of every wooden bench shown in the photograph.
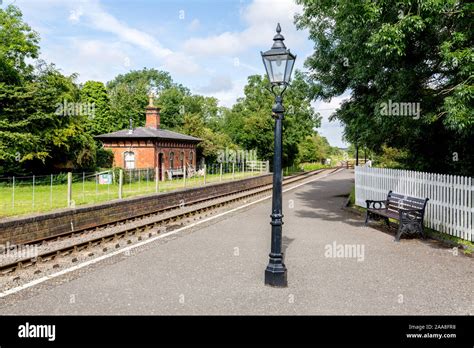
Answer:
[166,169,184,180]
[365,191,429,242]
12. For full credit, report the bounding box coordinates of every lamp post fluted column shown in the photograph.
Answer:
[265,95,287,287]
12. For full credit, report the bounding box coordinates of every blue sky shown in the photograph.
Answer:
[5,0,347,147]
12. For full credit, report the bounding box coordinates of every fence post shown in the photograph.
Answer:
[138,168,141,191]
[232,162,235,180]
[12,176,15,211]
[146,168,149,190]
[266,160,270,173]
[119,169,123,199]
[32,175,35,209]
[67,172,72,208]
[82,172,85,202]
[184,165,187,187]
[155,167,159,193]
[204,163,207,185]
[50,174,53,208]
[220,163,223,182]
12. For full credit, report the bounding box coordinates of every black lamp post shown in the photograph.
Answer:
[261,23,296,287]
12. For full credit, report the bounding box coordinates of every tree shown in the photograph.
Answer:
[223,72,321,166]
[80,81,112,135]
[296,0,473,175]
[0,5,39,84]
[0,6,96,174]
[106,68,187,132]
[297,133,333,163]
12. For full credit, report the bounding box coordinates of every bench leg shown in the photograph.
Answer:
[365,211,369,225]
[395,224,403,242]
[385,217,390,228]
[419,223,426,239]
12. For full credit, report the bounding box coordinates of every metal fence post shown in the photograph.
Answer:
[119,169,123,199]
[220,163,223,182]
[50,174,53,208]
[146,168,149,190]
[32,175,35,209]
[67,172,72,208]
[12,176,15,211]
[82,172,85,202]
[184,165,187,187]
[155,166,159,193]
[204,163,207,185]
[232,162,235,180]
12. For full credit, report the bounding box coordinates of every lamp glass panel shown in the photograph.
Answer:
[263,53,288,84]
[284,57,295,84]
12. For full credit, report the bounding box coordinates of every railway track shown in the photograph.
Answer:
[0,168,339,276]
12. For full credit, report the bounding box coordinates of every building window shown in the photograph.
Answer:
[124,151,135,169]
[169,151,174,169]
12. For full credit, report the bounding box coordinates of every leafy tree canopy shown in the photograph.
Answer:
[296,0,473,174]
[223,72,321,166]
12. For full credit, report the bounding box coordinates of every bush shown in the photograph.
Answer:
[96,148,114,168]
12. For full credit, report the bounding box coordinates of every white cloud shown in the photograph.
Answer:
[195,78,247,108]
[62,0,200,76]
[68,8,83,23]
[197,75,234,94]
[39,38,133,82]
[183,0,306,57]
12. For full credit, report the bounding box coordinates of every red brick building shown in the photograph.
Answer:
[96,96,201,180]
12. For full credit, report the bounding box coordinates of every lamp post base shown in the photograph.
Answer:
[264,262,287,287]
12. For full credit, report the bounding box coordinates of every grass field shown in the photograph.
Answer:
[0,170,262,218]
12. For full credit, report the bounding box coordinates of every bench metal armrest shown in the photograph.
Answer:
[366,200,386,210]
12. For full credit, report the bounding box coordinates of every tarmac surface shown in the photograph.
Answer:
[1,169,473,315]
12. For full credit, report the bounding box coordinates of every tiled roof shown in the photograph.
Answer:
[95,127,201,142]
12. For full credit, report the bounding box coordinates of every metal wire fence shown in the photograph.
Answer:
[0,161,269,218]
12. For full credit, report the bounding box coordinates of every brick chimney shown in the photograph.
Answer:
[145,93,160,129]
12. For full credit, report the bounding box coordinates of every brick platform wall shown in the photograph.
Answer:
[0,174,272,245]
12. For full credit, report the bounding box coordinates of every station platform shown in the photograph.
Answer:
[1,169,472,315]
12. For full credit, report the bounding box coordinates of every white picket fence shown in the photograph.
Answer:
[355,166,473,241]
